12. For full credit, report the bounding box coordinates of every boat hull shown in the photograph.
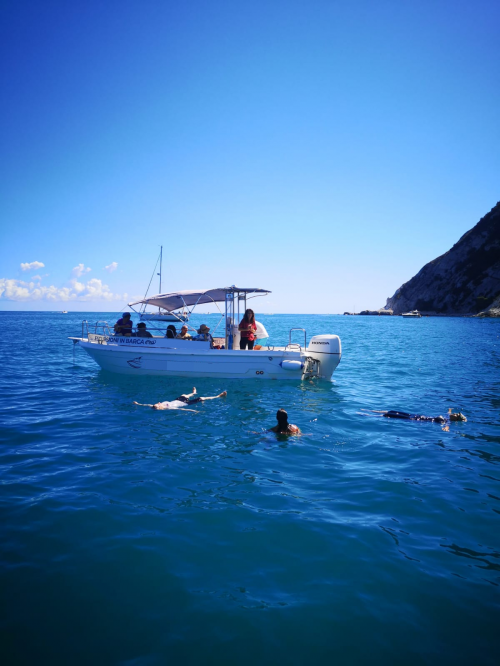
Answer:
[76,337,340,380]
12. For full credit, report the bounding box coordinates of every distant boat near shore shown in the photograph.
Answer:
[401,310,422,318]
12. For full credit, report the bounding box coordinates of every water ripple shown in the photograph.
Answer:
[1,312,500,664]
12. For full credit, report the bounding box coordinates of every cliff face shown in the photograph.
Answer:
[384,202,500,315]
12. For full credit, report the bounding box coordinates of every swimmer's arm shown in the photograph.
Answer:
[133,401,154,407]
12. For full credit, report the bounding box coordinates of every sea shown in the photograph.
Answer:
[1,311,499,665]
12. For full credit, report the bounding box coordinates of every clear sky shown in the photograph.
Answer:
[1,0,499,313]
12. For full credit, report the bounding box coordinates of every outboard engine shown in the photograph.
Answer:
[306,335,342,379]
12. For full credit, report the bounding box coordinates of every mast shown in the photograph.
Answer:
[159,245,162,293]
[157,246,162,315]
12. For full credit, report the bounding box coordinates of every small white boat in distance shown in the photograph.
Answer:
[70,286,342,381]
[401,310,422,318]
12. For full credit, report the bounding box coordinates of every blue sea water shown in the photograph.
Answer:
[1,311,499,665]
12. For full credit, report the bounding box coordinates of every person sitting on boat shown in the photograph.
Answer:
[269,409,301,435]
[176,325,192,340]
[193,324,213,345]
[133,387,227,412]
[136,322,153,338]
[165,325,176,339]
[373,409,467,424]
[114,312,133,336]
[239,308,257,350]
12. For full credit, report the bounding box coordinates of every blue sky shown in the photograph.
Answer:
[1,0,499,312]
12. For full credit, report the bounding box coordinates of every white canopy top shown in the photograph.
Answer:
[129,287,270,312]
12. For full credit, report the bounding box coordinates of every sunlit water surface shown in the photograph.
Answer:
[1,312,499,665]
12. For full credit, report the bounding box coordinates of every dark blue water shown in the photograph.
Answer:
[1,312,499,665]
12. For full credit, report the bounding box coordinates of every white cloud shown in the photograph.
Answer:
[0,277,126,303]
[104,262,118,273]
[20,261,45,271]
[31,275,43,281]
[72,263,91,277]
[69,278,86,294]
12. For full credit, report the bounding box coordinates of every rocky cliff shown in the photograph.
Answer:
[384,202,500,315]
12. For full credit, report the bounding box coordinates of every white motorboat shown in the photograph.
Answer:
[139,246,189,323]
[140,310,188,323]
[401,310,422,318]
[70,287,342,380]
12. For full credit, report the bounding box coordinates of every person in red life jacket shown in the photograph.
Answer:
[114,312,133,336]
[239,308,257,350]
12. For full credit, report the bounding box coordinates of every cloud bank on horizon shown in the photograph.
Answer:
[0,261,126,303]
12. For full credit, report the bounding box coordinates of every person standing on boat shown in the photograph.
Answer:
[239,308,257,350]
[114,312,133,336]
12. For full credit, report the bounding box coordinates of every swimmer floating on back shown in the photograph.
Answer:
[269,409,301,435]
[134,387,227,412]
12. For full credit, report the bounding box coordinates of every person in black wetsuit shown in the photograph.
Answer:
[376,409,466,424]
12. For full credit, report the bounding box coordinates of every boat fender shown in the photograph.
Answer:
[280,360,304,371]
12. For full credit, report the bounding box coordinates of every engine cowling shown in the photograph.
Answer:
[306,334,342,379]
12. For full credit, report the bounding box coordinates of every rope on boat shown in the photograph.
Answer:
[143,250,161,302]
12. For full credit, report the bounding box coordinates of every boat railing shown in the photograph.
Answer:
[82,320,113,338]
[287,328,307,351]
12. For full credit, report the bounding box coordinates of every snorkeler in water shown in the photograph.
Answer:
[133,387,227,412]
[372,408,467,424]
[269,409,301,435]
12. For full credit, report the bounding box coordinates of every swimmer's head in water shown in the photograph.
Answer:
[450,412,467,422]
[276,409,288,426]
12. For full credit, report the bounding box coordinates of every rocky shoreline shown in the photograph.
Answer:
[475,294,500,317]
[343,310,497,317]
[365,202,500,318]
